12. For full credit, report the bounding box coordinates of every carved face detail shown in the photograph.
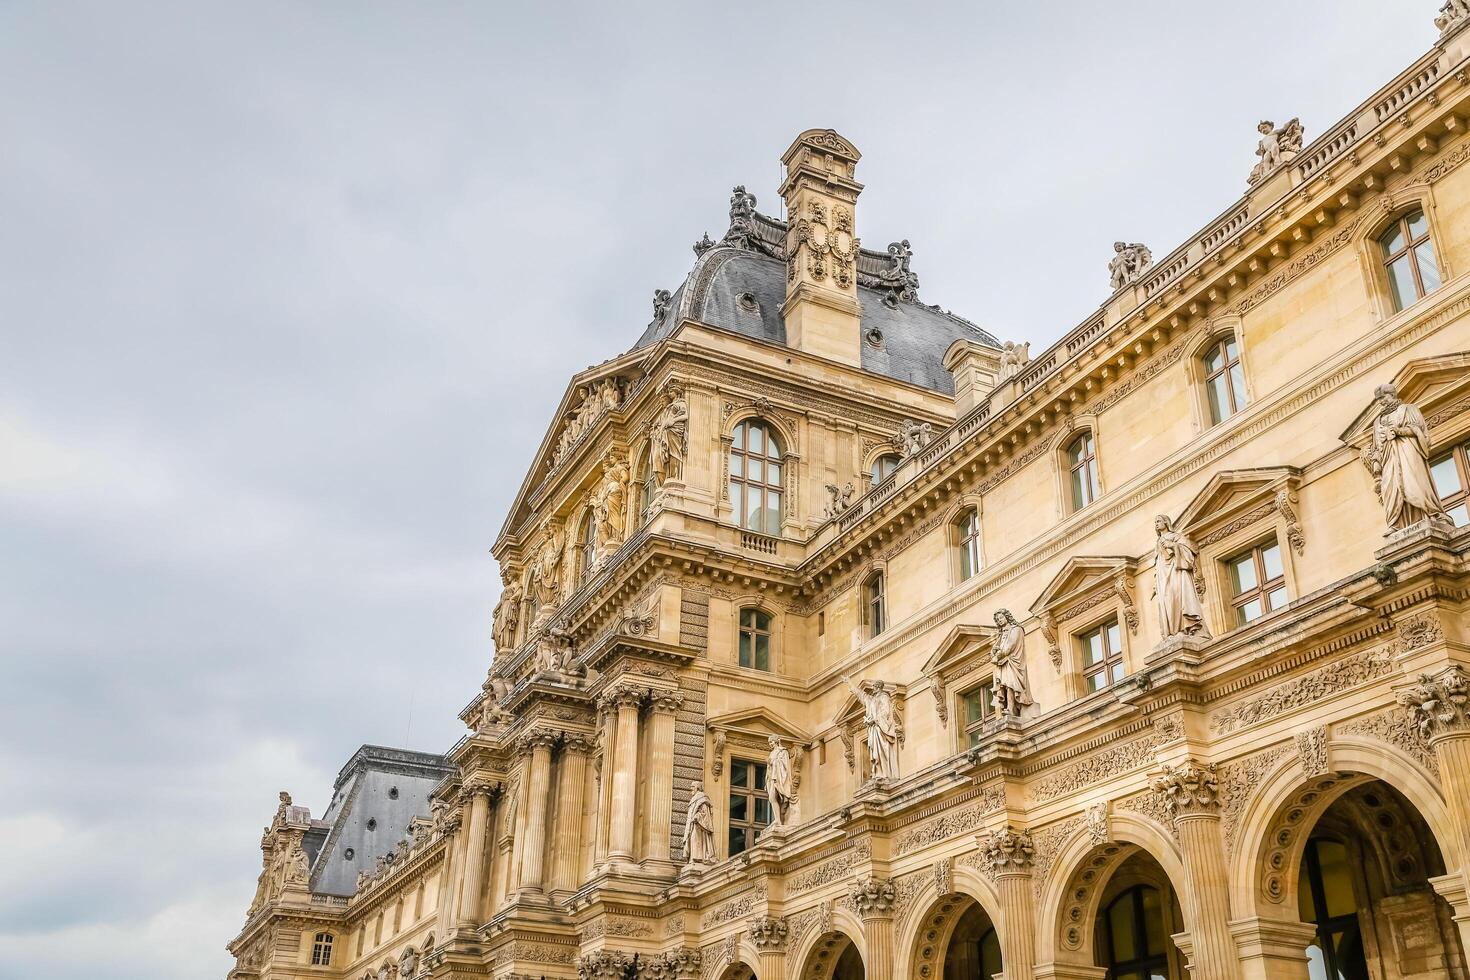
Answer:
[993,611,1007,628]
[1154,515,1170,533]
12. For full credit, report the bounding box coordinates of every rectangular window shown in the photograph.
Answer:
[727,758,771,856]
[1226,539,1288,625]
[817,610,825,636]
[962,680,996,747]
[866,574,886,637]
[311,934,333,967]
[1078,618,1124,693]
[1430,442,1470,527]
[738,608,772,671]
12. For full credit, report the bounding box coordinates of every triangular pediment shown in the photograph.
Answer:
[1339,351,1470,448]
[1175,466,1301,533]
[921,623,996,680]
[706,706,811,745]
[1030,556,1138,616]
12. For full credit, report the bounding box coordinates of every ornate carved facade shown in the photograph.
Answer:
[230,11,1470,980]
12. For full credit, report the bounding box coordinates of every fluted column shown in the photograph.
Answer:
[645,691,683,864]
[492,785,516,907]
[978,828,1037,980]
[455,786,492,929]
[1151,761,1238,980]
[552,733,592,891]
[850,877,896,980]
[750,916,789,980]
[1402,666,1470,954]
[593,704,615,865]
[606,685,644,863]
[434,807,465,935]
[516,731,557,895]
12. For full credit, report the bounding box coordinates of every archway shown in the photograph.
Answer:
[1091,850,1187,979]
[800,931,865,980]
[714,962,755,980]
[907,892,1001,980]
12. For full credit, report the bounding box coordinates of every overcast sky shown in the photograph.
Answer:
[0,2,1434,977]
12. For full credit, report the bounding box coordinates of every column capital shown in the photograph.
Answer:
[651,690,686,715]
[562,731,596,754]
[1150,760,1221,820]
[1398,665,1470,742]
[980,826,1035,874]
[578,950,633,980]
[598,683,646,711]
[748,915,789,950]
[848,876,897,917]
[516,729,560,756]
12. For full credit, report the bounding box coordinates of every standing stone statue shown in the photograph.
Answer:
[491,575,522,653]
[990,609,1033,716]
[896,419,932,457]
[684,780,716,867]
[648,391,689,486]
[996,341,1031,383]
[1438,0,1470,33]
[593,456,629,556]
[1248,118,1304,184]
[1367,383,1449,532]
[1153,516,1211,640]
[1108,241,1153,289]
[766,735,796,827]
[843,676,902,781]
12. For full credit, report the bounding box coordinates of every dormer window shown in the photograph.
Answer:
[1380,209,1441,311]
[730,419,783,534]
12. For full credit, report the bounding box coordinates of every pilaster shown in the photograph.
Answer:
[644,691,683,869]
[1150,760,1238,980]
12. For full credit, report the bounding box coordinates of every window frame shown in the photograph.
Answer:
[728,418,785,535]
[1379,207,1442,312]
[726,757,771,856]
[869,453,901,487]
[1076,616,1126,695]
[959,679,997,748]
[1430,439,1470,528]
[1223,537,1289,627]
[311,932,334,967]
[1202,334,1248,425]
[954,507,983,583]
[1065,430,1101,512]
[1098,885,1170,980]
[864,570,887,638]
[1299,837,1368,980]
[737,606,774,672]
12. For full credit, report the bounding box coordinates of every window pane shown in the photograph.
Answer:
[1267,586,1288,611]
[766,434,781,460]
[1388,256,1417,309]
[1316,840,1356,919]
[1230,555,1257,595]
[1085,671,1106,693]
[1431,455,1463,498]
[1106,621,1121,652]
[1407,210,1429,239]
[729,452,743,479]
[1207,375,1230,424]
[730,483,742,522]
[1086,460,1100,501]
[731,764,747,788]
[748,425,763,455]
[1110,661,1126,683]
[1262,542,1283,581]
[1108,897,1137,962]
[748,458,763,484]
[964,692,985,725]
[755,633,770,671]
[732,425,744,451]
[1450,503,1469,527]
[739,632,752,668]
[768,462,781,486]
[745,488,761,529]
[1141,886,1166,956]
[1224,337,1239,361]
[1071,471,1087,510]
[1085,631,1104,666]
[1416,240,1443,293]
[1229,364,1247,409]
[729,795,747,820]
[1240,598,1264,623]
[1381,222,1406,256]
[764,490,780,532]
[1204,346,1223,373]
[754,798,771,824]
[729,828,746,855]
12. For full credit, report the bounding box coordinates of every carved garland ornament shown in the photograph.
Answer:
[1209,646,1395,734]
[1397,664,1470,740]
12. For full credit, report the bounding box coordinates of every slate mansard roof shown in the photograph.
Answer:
[633,197,999,395]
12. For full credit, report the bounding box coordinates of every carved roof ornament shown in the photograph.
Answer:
[1398,665,1470,741]
[848,876,897,916]
[692,232,715,256]
[1108,241,1153,290]
[981,826,1035,872]
[1436,0,1470,35]
[652,288,672,323]
[1247,118,1304,185]
[1150,760,1221,819]
[895,419,933,458]
[878,239,920,306]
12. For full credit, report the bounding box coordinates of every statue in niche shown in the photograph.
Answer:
[531,522,565,612]
[683,780,716,867]
[648,390,689,486]
[397,947,419,979]
[284,838,310,886]
[491,575,522,653]
[1153,515,1211,640]
[766,735,797,827]
[896,419,932,457]
[1108,241,1153,290]
[990,609,1033,716]
[843,676,902,782]
[1366,383,1450,532]
[592,455,629,556]
[997,341,1031,383]
[535,623,580,675]
[1248,118,1304,184]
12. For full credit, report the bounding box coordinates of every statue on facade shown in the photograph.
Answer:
[398,947,420,979]
[823,481,855,519]
[1108,242,1153,290]
[1153,515,1211,640]
[996,341,1031,383]
[648,390,689,487]
[1366,383,1449,532]
[766,735,797,826]
[896,419,932,458]
[592,455,630,556]
[1248,118,1304,185]
[684,780,716,867]
[284,837,311,886]
[535,623,580,675]
[531,522,565,613]
[843,676,902,782]
[991,609,1033,716]
[1438,0,1470,33]
[491,574,522,653]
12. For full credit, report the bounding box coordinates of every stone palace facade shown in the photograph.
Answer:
[230,7,1470,980]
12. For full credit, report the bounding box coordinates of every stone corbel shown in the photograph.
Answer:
[708,727,726,780]
[1113,572,1139,635]
[1274,488,1305,555]
[1039,612,1062,672]
[929,672,948,726]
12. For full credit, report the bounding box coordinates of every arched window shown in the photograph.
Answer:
[311,932,334,967]
[577,511,597,584]
[1299,837,1367,980]
[1380,209,1442,311]
[1202,335,1247,424]
[729,419,783,534]
[738,608,772,671]
[1066,432,1101,511]
[955,508,982,581]
[637,449,656,526]
[865,571,887,637]
[1098,886,1167,980]
[870,453,900,485]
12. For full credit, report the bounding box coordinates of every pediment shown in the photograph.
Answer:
[1030,556,1138,616]
[706,706,811,745]
[1174,466,1302,534]
[1339,351,1470,448]
[921,623,997,680]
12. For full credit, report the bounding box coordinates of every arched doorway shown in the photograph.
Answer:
[1092,850,1187,979]
[1290,780,1465,980]
[801,931,864,980]
[908,892,1002,980]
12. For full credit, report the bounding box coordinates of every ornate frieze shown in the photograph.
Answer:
[1217,744,1293,855]
[1340,708,1439,776]
[1398,665,1470,740]
[1030,734,1159,803]
[1226,226,1355,316]
[893,797,1001,855]
[1209,646,1394,734]
[1295,726,1329,778]
[701,885,767,929]
[1028,817,1083,898]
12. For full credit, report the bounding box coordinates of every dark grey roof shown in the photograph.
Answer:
[308,745,453,897]
[633,210,998,394]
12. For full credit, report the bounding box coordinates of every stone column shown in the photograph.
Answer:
[455,786,492,930]
[435,808,465,936]
[606,685,644,864]
[750,916,790,980]
[849,877,897,980]
[492,787,516,908]
[516,731,557,896]
[551,733,592,892]
[980,827,1036,980]
[1151,761,1239,980]
[1402,666,1470,954]
[645,691,683,864]
[593,704,615,865]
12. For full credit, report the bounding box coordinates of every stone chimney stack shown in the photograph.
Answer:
[779,130,864,368]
